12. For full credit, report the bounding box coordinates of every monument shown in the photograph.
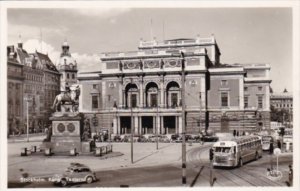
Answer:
[42,84,92,154]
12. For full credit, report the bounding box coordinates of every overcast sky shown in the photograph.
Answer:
[8,8,292,93]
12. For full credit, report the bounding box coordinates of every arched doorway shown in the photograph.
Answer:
[125,83,138,108]
[145,82,159,107]
[166,81,180,108]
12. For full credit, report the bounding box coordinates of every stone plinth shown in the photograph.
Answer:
[42,112,91,154]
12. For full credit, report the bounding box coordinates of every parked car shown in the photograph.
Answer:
[53,163,97,187]
[170,134,180,142]
[139,135,148,142]
[187,134,201,142]
[112,135,122,142]
[148,135,158,142]
[143,134,154,141]
[120,134,130,142]
[159,135,171,143]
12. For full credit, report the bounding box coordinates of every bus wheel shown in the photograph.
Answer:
[239,158,243,167]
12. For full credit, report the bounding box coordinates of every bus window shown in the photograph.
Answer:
[215,147,231,153]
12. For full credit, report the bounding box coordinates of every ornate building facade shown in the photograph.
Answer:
[57,40,78,92]
[78,36,271,135]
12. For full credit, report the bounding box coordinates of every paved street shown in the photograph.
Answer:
[7,136,292,188]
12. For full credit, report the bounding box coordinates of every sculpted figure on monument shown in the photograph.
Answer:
[82,118,91,141]
[52,84,80,112]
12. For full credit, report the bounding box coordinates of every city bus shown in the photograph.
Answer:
[212,136,262,167]
[261,135,274,151]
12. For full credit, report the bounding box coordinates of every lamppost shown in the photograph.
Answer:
[130,78,134,164]
[156,103,159,150]
[180,51,187,185]
[199,92,202,134]
[24,96,32,142]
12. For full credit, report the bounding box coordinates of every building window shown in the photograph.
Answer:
[131,94,137,108]
[258,86,262,91]
[171,93,178,107]
[150,94,157,107]
[258,96,263,109]
[67,73,70,79]
[92,96,98,109]
[221,92,229,107]
[107,95,111,102]
[93,84,97,89]
[72,74,75,79]
[244,96,249,108]
[244,87,248,91]
[221,80,228,86]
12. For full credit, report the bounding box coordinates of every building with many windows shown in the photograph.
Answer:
[78,36,271,135]
[270,89,293,112]
[7,40,60,134]
[7,45,24,135]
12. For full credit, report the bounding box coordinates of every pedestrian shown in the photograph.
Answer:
[277,139,281,149]
[288,165,293,186]
[269,142,274,154]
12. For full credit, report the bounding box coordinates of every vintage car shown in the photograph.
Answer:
[53,163,97,187]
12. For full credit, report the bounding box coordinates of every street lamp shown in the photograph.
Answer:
[156,103,159,150]
[180,51,187,185]
[24,96,32,142]
[130,78,134,164]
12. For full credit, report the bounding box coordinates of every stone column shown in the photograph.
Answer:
[161,116,165,134]
[153,116,156,134]
[139,80,143,108]
[157,89,161,107]
[160,79,164,107]
[175,116,178,134]
[117,116,121,135]
[143,91,147,107]
[164,90,167,108]
[122,90,125,108]
[157,114,161,134]
[134,116,139,134]
[118,79,123,108]
[138,116,142,135]
[178,116,182,134]
[113,116,117,135]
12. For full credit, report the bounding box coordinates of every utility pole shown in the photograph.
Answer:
[180,51,187,185]
[199,92,201,134]
[130,78,134,164]
[156,104,159,150]
[24,96,31,142]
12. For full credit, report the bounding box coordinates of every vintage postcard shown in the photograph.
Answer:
[0,0,299,191]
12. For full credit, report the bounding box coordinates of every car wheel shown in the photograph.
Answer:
[60,179,68,187]
[86,176,93,184]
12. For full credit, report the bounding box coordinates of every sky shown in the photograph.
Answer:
[7,8,293,93]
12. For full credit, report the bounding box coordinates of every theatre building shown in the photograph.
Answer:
[78,36,271,135]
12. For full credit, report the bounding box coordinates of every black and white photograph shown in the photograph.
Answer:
[1,0,299,190]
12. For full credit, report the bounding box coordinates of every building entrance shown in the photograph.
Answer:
[142,116,153,134]
[120,117,131,134]
[163,116,176,134]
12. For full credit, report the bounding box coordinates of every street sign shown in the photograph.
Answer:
[274,148,281,156]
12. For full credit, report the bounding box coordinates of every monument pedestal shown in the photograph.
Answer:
[42,111,91,154]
